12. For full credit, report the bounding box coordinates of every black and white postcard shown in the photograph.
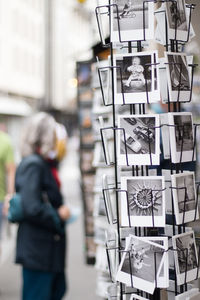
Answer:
[165,52,191,102]
[94,167,115,194]
[168,112,195,163]
[95,245,109,272]
[137,236,169,288]
[160,113,170,160]
[116,235,168,294]
[92,89,112,115]
[96,60,112,106]
[166,0,188,41]
[172,231,198,285]
[120,176,165,227]
[171,172,198,225]
[102,174,116,224]
[118,114,160,166]
[113,51,160,104]
[105,229,119,281]
[111,0,154,42]
[98,116,114,165]
[93,139,114,167]
[155,3,195,46]
[92,142,106,167]
[93,193,107,218]
[92,115,112,142]
[94,219,108,245]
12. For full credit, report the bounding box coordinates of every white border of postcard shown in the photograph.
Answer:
[117,114,160,166]
[130,294,148,300]
[120,176,165,227]
[165,52,191,102]
[102,174,116,224]
[113,51,160,104]
[168,112,195,163]
[165,0,188,42]
[110,0,154,42]
[172,231,199,286]
[171,172,198,225]
[116,235,168,294]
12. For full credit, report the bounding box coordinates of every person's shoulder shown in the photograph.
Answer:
[20,154,45,169]
[16,154,46,178]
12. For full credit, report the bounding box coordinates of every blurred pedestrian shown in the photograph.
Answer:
[47,121,68,174]
[55,122,68,163]
[15,112,70,300]
[0,124,15,247]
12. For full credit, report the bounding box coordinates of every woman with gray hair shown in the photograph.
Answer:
[15,112,70,300]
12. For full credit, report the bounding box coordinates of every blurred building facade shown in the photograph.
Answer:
[0,0,45,159]
[43,0,98,114]
[0,0,98,148]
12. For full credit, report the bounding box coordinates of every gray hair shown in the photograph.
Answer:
[20,112,56,158]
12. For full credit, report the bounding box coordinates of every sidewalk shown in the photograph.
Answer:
[0,137,100,300]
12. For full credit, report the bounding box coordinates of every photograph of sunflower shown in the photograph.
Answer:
[120,176,165,227]
[127,178,163,216]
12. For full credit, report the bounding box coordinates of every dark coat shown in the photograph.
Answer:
[15,154,66,273]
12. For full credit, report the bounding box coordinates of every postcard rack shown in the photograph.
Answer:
[77,60,97,265]
[93,1,199,300]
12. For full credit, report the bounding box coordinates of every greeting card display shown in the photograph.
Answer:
[165,52,192,102]
[155,2,195,46]
[117,114,160,166]
[93,193,107,218]
[172,231,199,286]
[165,0,188,42]
[171,172,199,225]
[93,0,198,298]
[113,51,160,104]
[102,174,116,225]
[168,112,195,163]
[111,0,154,42]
